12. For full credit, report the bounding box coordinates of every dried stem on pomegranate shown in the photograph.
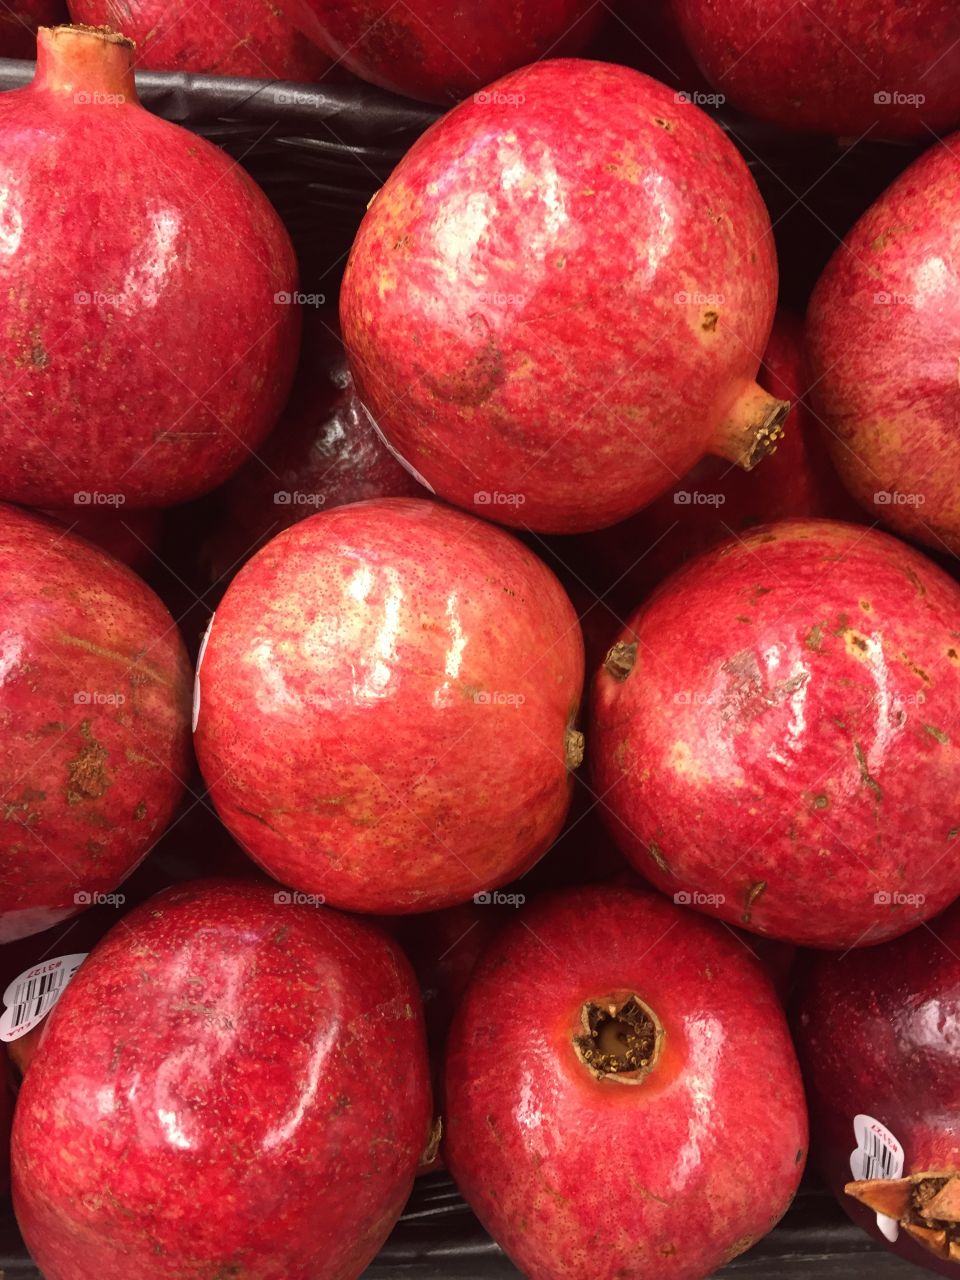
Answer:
[847,1172,960,1262]
[574,993,663,1084]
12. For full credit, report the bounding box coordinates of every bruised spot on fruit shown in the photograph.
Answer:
[651,116,673,131]
[742,879,766,924]
[860,599,872,613]
[924,723,949,744]
[573,993,663,1083]
[904,566,927,596]
[847,1172,960,1262]
[66,723,111,804]
[805,623,825,652]
[898,651,930,683]
[604,640,637,681]
[843,628,872,659]
[133,800,146,821]
[811,793,829,810]
[648,840,670,873]
[854,741,882,801]
[949,648,960,663]
[701,309,719,332]
[421,318,504,407]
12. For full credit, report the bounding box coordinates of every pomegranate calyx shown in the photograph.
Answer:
[712,380,789,471]
[573,993,663,1084]
[846,1171,960,1261]
[603,640,638,681]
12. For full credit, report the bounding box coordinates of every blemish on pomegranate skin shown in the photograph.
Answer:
[853,742,883,801]
[742,880,766,924]
[923,724,949,744]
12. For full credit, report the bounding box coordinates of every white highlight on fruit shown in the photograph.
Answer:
[192,612,215,733]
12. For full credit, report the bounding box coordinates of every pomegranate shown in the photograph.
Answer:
[590,518,960,949]
[201,311,422,583]
[669,0,960,138]
[310,0,599,103]
[194,498,585,913]
[12,879,432,1280]
[341,58,786,534]
[0,0,67,57]
[0,503,191,943]
[794,899,960,1274]
[67,0,334,78]
[807,138,960,555]
[546,311,858,634]
[0,24,299,509]
[444,884,807,1279]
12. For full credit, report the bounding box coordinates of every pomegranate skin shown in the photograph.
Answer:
[202,312,422,582]
[0,0,67,57]
[794,900,960,1276]
[0,504,190,943]
[194,498,585,913]
[341,59,784,534]
[808,139,960,556]
[444,885,808,1280]
[12,880,432,1280]
[309,0,599,104]
[670,0,960,139]
[0,25,299,509]
[590,519,960,949]
[67,0,334,78]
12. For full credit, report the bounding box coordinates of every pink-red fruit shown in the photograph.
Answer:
[310,0,599,103]
[445,885,808,1280]
[341,58,785,534]
[67,0,334,78]
[670,0,960,138]
[12,880,432,1280]
[0,1,67,57]
[194,498,585,912]
[0,25,299,508]
[0,504,190,943]
[591,519,960,949]
[808,137,960,554]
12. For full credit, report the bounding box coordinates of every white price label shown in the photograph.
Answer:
[0,953,88,1042]
[851,1113,905,1242]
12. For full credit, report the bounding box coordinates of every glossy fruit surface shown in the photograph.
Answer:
[445,884,808,1279]
[591,519,960,948]
[0,25,299,508]
[195,498,584,912]
[12,879,432,1280]
[670,0,960,138]
[795,900,960,1274]
[67,0,333,78]
[310,0,599,103]
[808,137,960,555]
[0,504,190,943]
[202,312,422,582]
[342,58,784,533]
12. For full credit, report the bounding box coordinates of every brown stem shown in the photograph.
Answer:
[604,640,638,681]
[573,993,664,1085]
[35,25,137,102]
[564,728,584,770]
[710,379,790,471]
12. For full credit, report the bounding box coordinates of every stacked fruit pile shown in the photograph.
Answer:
[0,5,959,1278]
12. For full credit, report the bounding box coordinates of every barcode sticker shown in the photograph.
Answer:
[850,1114,905,1242]
[0,953,88,1042]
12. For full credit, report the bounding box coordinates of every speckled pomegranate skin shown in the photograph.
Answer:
[590,519,960,949]
[195,498,584,912]
[444,885,807,1280]
[67,0,334,78]
[670,0,960,138]
[341,58,782,534]
[808,138,960,555]
[0,0,66,56]
[0,503,190,943]
[310,0,599,103]
[0,26,299,508]
[12,879,432,1280]
[203,312,422,582]
[794,899,960,1276]
[549,311,858,637]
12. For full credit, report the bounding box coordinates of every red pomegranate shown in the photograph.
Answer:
[669,0,960,138]
[67,0,333,78]
[0,25,299,509]
[444,884,807,1279]
[807,137,960,555]
[0,0,67,56]
[0,504,191,943]
[794,899,960,1274]
[310,0,599,103]
[194,498,585,913]
[590,519,960,949]
[201,311,422,583]
[12,880,432,1280]
[341,58,785,534]
[546,311,858,636]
